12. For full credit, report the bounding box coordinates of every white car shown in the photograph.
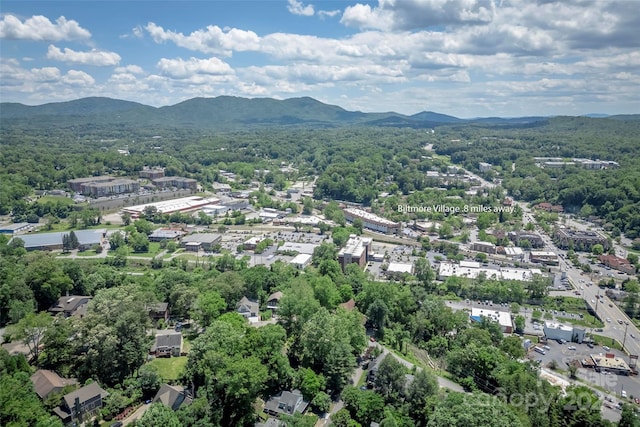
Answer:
[606,318,611,323]
[603,346,611,351]
[568,346,576,350]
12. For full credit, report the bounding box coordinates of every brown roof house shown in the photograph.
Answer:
[30,369,77,400]
[150,331,183,358]
[237,296,260,322]
[148,302,170,324]
[53,382,108,424]
[266,292,283,312]
[49,295,92,318]
[153,383,193,411]
[263,389,309,418]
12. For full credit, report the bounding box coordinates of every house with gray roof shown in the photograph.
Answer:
[263,389,309,418]
[153,383,193,411]
[53,381,108,424]
[266,292,283,311]
[49,295,92,318]
[150,331,183,357]
[237,296,260,321]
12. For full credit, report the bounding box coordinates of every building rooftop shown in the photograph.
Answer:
[290,253,312,265]
[277,242,319,255]
[12,229,104,249]
[344,208,398,226]
[387,262,414,274]
[62,382,108,409]
[122,196,219,216]
[471,308,512,329]
[181,233,222,244]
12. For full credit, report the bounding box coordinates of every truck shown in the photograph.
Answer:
[534,347,546,355]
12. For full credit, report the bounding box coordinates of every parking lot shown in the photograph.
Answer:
[528,339,640,400]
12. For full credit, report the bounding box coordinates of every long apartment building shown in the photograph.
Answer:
[67,176,139,197]
[554,228,608,251]
[343,208,400,234]
[151,176,198,190]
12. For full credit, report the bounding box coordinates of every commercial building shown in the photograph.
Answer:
[386,262,415,278]
[471,241,497,254]
[277,242,319,255]
[583,353,631,376]
[470,308,513,333]
[180,233,222,251]
[148,228,187,242]
[0,222,33,235]
[343,208,400,234]
[508,231,545,248]
[11,229,106,251]
[598,254,636,275]
[438,261,543,282]
[151,176,198,190]
[68,176,113,193]
[530,251,560,266]
[121,196,220,218]
[338,235,372,271]
[478,162,493,172]
[543,321,585,343]
[290,253,312,269]
[554,228,608,251]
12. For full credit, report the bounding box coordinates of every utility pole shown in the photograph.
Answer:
[623,322,629,351]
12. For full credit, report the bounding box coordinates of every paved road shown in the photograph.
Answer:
[121,402,151,426]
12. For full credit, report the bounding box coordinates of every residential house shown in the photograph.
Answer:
[53,382,108,424]
[49,295,92,318]
[153,383,193,411]
[150,331,183,358]
[263,389,309,418]
[237,296,260,321]
[148,302,170,324]
[266,292,283,312]
[31,369,77,400]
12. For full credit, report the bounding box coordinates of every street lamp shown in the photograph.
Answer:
[623,322,629,351]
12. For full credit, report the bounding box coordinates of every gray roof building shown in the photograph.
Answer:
[49,295,92,318]
[150,331,183,357]
[263,389,309,417]
[153,383,193,411]
[10,229,106,251]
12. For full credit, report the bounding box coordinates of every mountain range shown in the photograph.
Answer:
[0,96,638,130]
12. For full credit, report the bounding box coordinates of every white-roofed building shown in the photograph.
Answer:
[343,208,400,234]
[471,307,513,333]
[543,321,586,343]
[386,262,414,278]
[438,261,544,282]
[277,242,318,255]
[290,253,312,269]
[121,196,220,218]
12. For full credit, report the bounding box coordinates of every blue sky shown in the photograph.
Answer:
[1,0,639,117]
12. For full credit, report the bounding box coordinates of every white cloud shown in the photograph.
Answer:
[46,45,121,66]
[61,70,95,86]
[317,9,341,18]
[287,0,315,16]
[156,57,234,78]
[114,65,145,75]
[144,22,260,56]
[0,14,91,41]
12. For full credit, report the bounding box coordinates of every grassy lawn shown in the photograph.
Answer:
[590,334,624,351]
[130,242,162,258]
[148,356,188,380]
